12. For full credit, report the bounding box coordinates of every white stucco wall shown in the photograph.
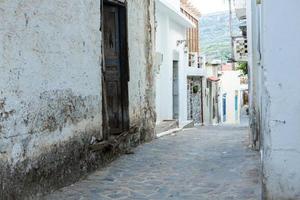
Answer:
[220,71,241,124]
[247,0,262,150]
[0,0,102,166]
[260,1,300,199]
[155,1,190,125]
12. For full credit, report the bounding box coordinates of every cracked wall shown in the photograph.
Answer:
[127,0,156,141]
[258,1,300,199]
[0,0,156,199]
[0,1,102,198]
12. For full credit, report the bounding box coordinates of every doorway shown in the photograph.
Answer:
[103,1,129,135]
[173,61,179,120]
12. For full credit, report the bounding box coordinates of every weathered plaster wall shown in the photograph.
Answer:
[127,0,156,141]
[0,0,156,198]
[247,0,261,150]
[260,0,300,199]
[0,1,102,198]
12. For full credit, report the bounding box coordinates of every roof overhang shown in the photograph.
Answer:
[156,0,195,28]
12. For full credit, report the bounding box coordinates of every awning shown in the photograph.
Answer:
[207,76,220,82]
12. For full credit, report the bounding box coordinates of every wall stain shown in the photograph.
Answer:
[24,89,100,134]
[0,99,16,134]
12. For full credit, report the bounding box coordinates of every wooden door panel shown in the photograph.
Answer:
[107,81,122,131]
[104,7,119,57]
[104,5,123,134]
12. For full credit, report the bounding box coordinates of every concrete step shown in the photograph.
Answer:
[180,120,194,129]
[155,120,179,135]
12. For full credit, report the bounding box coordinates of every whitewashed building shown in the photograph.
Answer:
[155,0,196,127]
[244,0,300,199]
[204,60,221,125]
[219,64,241,124]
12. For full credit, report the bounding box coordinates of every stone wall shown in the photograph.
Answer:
[0,0,156,199]
[187,77,202,124]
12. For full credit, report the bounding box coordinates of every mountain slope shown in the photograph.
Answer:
[200,11,241,62]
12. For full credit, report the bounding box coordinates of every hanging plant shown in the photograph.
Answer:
[192,85,199,94]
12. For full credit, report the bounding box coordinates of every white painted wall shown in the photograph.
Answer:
[220,71,241,124]
[203,65,220,125]
[248,0,300,198]
[247,0,262,150]
[259,1,300,199]
[155,0,191,126]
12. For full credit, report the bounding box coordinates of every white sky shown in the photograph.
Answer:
[189,0,229,15]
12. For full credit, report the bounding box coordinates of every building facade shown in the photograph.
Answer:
[0,0,156,199]
[219,64,241,124]
[155,0,194,127]
[243,0,300,199]
[204,61,221,125]
[181,0,205,125]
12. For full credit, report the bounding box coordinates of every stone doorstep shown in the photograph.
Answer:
[156,120,195,138]
[156,127,182,138]
[155,120,179,134]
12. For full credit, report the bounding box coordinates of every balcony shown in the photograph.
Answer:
[186,53,206,77]
[186,66,206,77]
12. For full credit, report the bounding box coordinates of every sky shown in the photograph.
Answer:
[190,0,229,15]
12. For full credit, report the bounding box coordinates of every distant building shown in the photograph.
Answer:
[219,64,241,124]
[204,61,221,125]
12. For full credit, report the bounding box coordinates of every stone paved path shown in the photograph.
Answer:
[44,126,261,200]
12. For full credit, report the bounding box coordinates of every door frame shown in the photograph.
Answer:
[172,60,179,120]
[101,0,130,138]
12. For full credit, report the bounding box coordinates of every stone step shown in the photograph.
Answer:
[155,120,179,134]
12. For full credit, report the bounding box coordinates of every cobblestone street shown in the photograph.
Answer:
[44,125,261,200]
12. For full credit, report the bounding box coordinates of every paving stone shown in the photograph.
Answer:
[44,125,261,200]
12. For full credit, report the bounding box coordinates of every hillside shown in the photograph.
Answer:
[200,11,241,62]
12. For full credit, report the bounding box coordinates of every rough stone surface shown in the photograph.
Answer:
[187,77,202,124]
[44,125,261,200]
[0,0,156,198]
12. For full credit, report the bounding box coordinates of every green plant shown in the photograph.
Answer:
[237,61,248,75]
[192,85,199,94]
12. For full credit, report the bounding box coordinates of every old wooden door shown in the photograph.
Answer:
[103,4,128,134]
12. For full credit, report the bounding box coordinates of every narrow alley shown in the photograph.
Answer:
[45,125,261,200]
